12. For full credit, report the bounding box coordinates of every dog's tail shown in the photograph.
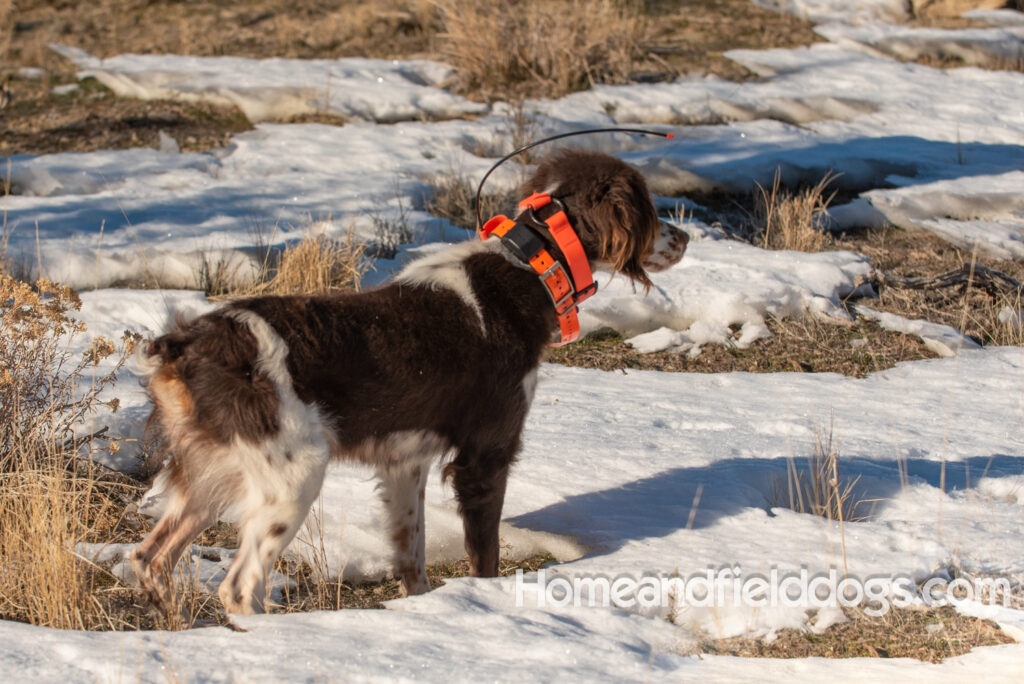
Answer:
[144,313,200,364]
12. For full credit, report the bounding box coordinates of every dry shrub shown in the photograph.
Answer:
[436,0,645,99]
[756,170,837,252]
[251,228,369,296]
[0,276,144,630]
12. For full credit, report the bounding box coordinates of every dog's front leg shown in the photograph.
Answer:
[378,463,430,596]
[447,445,516,578]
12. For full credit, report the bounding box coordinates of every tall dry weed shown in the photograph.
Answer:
[756,170,837,252]
[436,0,645,98]
[770,422,872,573]
[0,0,11,61]
[425,167,518,231]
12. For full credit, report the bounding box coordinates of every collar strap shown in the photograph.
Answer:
[479,192,597,347]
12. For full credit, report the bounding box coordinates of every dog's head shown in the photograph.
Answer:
[519,149,688,291]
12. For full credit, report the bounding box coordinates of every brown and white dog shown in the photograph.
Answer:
[131,149,688,614]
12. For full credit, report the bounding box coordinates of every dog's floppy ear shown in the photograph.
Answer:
[587,178,657,292]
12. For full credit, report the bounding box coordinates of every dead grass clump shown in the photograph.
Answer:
[0,276,145,630]
[770,425,870,525]
[768,421,868,574]
[202,227,369,298]
[703,606,1014,662]
[0,2,11,64]
[252,228,369,296]
[755,170,838,252]
[425,168,519,232]
[436,0,645,99]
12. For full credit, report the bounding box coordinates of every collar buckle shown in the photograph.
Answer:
[538,261,576,315]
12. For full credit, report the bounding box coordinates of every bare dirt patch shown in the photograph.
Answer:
[1,77,252,155]
[1,0,820,156]
[702,606,1015,663]
[834,225,1024,347]
[643,0,821,83]
[549,316,937,378]
[276,552,556,613]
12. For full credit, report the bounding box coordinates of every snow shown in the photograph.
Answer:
[51,45,488,124]
[4,2,1024,679]
[751,0,910,24]
[6,39,1024,298]
[816,21,1024,65]
[587,225,873,352]
[966,9,1024,28]
[7,318,1024,679]
[854,305,981,356]
[865,172,1024,260]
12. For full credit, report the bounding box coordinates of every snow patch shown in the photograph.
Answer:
[52,45,488,123]
[855,305,981,357]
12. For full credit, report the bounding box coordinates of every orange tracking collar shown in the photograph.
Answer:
[479,192,596,347]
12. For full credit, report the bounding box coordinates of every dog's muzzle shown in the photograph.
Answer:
[642,221,689,273]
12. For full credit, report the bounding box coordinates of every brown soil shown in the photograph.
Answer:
[702,606,1015,663]
[643,0,821,83]
[0,78,252,155]
[835,225,1024,347]
[549,316,937,379]
[1,0,819,155]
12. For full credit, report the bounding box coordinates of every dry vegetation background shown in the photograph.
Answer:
[0,0,1020,662]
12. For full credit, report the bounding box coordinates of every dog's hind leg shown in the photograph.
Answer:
[131,482,216,613]
[446,444,516,578]
[218,446,330,615]
[379,463,431,596]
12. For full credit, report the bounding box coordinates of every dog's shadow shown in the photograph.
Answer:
[508,453,1024,557]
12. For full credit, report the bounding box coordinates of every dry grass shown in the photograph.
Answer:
[3,0,820,156]
[202,225,369,298]
[0,276,146,630]
[425,167,519,232]
[769,423,870,524]
[755,170,838,252]
[276,552,556,612]
[435,0,646,99]
[548,316,937,378]
[768,420,868,574]
[250,227,369,296]
[0,0,11,62]
[703,606,1014,662]
[834,226,1024,349]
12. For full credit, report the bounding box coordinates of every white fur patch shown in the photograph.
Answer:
[224,309,334,504]
[396,239,527,332]
[377,463,430,596]
[348,429,450,474]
